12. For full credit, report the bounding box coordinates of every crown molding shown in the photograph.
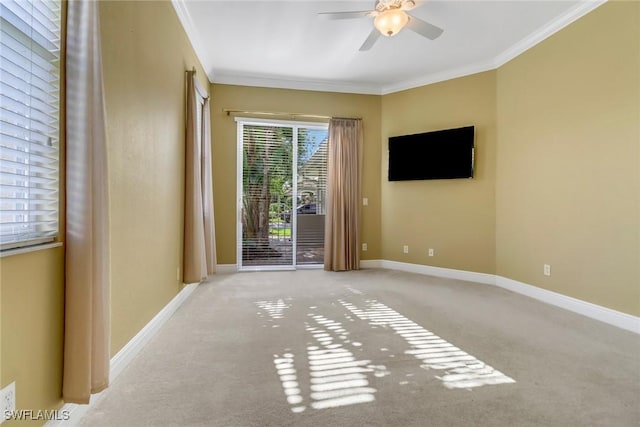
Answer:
[381,0,607,94]
[213,72,382,95]
[171,0,214,83]
[492,0,607,68]
[174,0,608,95]
[380,59,497,95]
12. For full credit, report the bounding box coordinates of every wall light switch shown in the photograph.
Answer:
[428,248,434,257]
[362,198,368,206]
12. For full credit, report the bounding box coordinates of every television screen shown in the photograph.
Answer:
[388,126,475,181]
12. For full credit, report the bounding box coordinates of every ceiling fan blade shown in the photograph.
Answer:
[406,15,444,40]
[359,28,381,51]
[318,11,374,20]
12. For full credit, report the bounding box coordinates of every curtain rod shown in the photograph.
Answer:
[222,108,361,121]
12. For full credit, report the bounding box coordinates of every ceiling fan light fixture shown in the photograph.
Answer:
[374,8,409,37]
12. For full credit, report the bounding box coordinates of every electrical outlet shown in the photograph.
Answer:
[428,248,434,257]
[1,382,16,422]
[362,198,368,206]
[362,243,368,251]
[544,264,551,276]
[403,245,409,254]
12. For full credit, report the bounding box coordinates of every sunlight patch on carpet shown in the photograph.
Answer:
[339,299,516,389]
[261,288,514,414]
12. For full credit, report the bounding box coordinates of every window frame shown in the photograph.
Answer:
[235,117,329,271]
[0,0,62,253]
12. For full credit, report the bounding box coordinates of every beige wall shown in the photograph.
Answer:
[100,0,209,353]
[210,85,382,264]
[0,248,65,426]
[496,1,640,316]
[0,4,67,424]
[2,2,208,425]
[380,71,497,274]
[0,2,637,425]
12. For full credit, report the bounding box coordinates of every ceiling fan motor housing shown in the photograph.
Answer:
[374,6,410,37]
[319,0,440,50]
[376,0,415,13]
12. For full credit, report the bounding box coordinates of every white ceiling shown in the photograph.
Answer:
[172,0,605,95]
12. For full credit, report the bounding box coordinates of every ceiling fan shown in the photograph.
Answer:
[319,0,444,51]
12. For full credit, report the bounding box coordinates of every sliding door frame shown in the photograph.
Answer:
[235,117,328,271]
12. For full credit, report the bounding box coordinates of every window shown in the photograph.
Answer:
[0,0,61,250]
[236,118,328,269]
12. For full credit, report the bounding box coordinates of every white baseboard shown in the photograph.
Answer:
[46,258,640,424]
[494,276,640,335]
[362,259,639,335]
[109,282,198,379]
[360,259,383,269]
[46,282,199,427]
[378,259,497,286]
[216,264,237,273]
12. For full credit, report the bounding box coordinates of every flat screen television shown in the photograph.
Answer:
[388,126,475,181]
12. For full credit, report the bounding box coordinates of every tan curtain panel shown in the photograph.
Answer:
[324,118,363,271]
[201,97,217,274]
[63,0,111,403]
[183,73,216,283]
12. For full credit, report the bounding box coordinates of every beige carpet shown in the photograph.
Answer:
[79,269,640,426]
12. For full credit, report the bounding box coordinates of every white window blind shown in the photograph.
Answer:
[296,127,327,266]
[237,119,328,269]
[0,0,61,249]
[240,124,295,267]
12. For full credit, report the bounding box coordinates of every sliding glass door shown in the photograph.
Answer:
[237,119,328,270]
[296,127,327,265]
